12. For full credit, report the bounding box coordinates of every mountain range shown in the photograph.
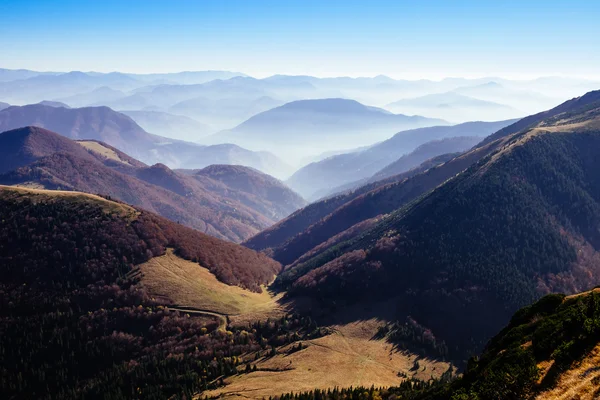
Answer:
[0,126,305,242]
[385,91,521,122]
[3,66,600,399]
[286,119,516,199]
[120,110,213,141]
[212,98,447,164]
[246,89,600,359]
[0,104,293,178]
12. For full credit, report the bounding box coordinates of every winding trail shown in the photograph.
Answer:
[166,305,234,330]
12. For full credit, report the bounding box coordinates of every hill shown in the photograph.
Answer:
[245,92,600,265]
[38,100,71,108]
[212,98,447,164]
[56,86,126,107]
[0,127,304,242]
[369,136,480,182]
[0,71,142,104]
[286,120,515,199]
[191,164,307,220]
[0,104,291,178]
[121,110,213,141]
[267,90,600,359]
[0,185,315,399]
[385,91,520,122]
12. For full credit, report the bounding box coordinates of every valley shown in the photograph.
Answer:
[2,6,600,396]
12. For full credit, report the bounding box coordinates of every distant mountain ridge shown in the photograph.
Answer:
[248,89,600,359]
[212,98,447,164]
[0,104,292,178]
[0,126,305,242]
[286,119,516,198]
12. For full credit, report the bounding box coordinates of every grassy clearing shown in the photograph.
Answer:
[536,343,600,400]
[140,249,283,317]
[77,140,132,165]
[203,319,451,400]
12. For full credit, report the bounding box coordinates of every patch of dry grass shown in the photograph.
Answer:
[77,140,132,165]
[140,249,283,317]
[203,319,451,400]
[536,343,600,400]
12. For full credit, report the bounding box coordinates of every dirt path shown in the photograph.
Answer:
[166,305,231,330]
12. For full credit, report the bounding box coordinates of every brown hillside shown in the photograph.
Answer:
[0,127,304,242]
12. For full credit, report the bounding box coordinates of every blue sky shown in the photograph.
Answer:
[1,0,599,79]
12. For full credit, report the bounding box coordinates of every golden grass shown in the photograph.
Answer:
[0,185,138,219]
[77,140,132,165]
[139,249,283,317]
[536,343,600,400]
[564,287,600,301]
[203,319,452,400]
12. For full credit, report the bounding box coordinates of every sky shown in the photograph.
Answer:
[1,0,599,79]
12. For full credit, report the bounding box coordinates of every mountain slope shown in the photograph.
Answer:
[422,290,600,399]
[213,98,447,163]
[121,110,213,141]
[0,127,304,242]
[0,126,98,173]
[286,120,515,198]
[0,71,142,104]
[192,164,307,220]
[275,290,600,400]
[245,93,600,265]
[385,91,520,122]
[0,104,291,178]
[273,93,600,358]
[0,185,288,399]
[369,136,480,182]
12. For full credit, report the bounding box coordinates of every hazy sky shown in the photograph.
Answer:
[1,0,599,79]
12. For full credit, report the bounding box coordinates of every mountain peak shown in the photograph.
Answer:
[278,98,366,113]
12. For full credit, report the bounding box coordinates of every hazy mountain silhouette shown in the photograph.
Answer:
[286,120,515,198]
[0,104,292,178]
[213,98,447,163]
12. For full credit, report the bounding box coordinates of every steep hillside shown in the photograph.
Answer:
[0,126,98,173]
[0,185,312,399]
[192,164,307,219]
[306,137,481,200]
[0,104,164,159]
[212,98,447,163]
[246,92,600,266]
[0,104,291,178]
[428,290,600,399]
[274,94,600,359]
[369,136,480,182]
[286,120,515,198]
[274,290,600,400]
[0,128,304,242]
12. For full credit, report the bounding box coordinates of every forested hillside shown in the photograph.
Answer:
[0,186,331,399]
[246,91,600,267]
[269,92,600,360]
